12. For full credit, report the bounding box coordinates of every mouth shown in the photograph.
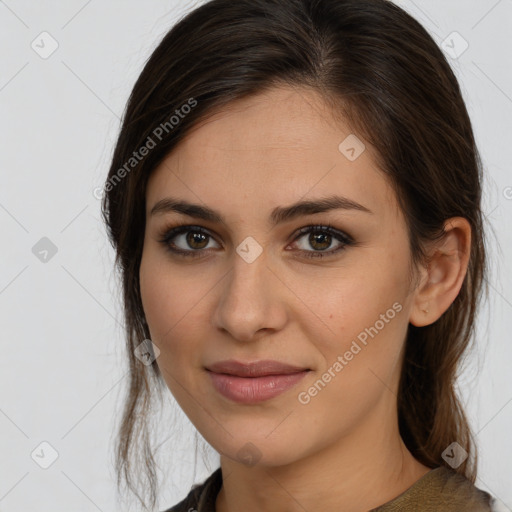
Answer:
[205,359,311,404]
[206,359,310,377]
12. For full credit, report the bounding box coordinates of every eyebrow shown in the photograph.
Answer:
[149,195,373,225]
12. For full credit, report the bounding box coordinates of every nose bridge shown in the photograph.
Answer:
[213,246,284,340]
[224,248,269,313]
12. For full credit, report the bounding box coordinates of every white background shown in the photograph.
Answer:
[0,0,511,510]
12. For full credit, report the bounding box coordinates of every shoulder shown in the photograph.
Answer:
[161,466,502,512]
[374,466,498,512]
[161,468,223,512]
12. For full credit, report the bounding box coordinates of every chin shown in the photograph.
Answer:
[201,426,307,469]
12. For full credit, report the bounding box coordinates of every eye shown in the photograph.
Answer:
[158,225,221,258]
[158,223,353,260]
[289,224,353,259]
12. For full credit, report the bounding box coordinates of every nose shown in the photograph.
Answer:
[212,248,288,343]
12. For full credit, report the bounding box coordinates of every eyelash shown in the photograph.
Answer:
[157,223,354,260]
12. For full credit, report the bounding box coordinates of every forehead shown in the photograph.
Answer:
[147,86,401,223]
[179,86,359,154]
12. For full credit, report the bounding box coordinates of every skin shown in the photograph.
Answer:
[139,85,471,512]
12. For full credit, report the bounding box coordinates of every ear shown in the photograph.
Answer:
[409,217,471,327]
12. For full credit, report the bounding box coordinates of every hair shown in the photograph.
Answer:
[101,0,489,509]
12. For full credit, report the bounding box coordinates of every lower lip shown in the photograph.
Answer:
[207,370,310,404]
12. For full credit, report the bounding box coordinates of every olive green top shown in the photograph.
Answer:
[163,466,497,511]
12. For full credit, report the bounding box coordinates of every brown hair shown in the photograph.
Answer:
[101,0,489,508]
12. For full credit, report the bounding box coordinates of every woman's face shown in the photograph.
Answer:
[140,85,419,467]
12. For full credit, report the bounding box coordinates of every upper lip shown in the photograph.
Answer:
[206,359,309,377]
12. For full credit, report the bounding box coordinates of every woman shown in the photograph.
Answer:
[102,0,499,510]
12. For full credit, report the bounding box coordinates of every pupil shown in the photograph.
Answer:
[310,232,331,250]
[187,231,208,249]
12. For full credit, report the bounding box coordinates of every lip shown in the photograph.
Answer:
[206,359,309,377]
[206,359,310,404]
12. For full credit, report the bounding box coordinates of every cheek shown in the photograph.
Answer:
[289,254,409,374]
[139,251,212,361]
[139,257,173,340]
[292,278,408,426]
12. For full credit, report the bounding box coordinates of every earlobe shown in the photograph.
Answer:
[409,217,471,327]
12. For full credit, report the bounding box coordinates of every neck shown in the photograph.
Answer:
[215,397,431,512]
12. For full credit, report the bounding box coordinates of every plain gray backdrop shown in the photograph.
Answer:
[1,0,511,510]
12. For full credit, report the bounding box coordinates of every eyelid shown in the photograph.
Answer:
[157,224,222,254]
[290,223,353,245]
[157,222,354,258]
[286,224,353,259]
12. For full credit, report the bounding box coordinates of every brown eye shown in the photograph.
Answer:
[186,231,209,249]
[291,225,353,259]
[308,232,332,251]
[158,225,221,257]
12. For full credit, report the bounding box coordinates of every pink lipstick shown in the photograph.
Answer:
[206,360,310,404]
